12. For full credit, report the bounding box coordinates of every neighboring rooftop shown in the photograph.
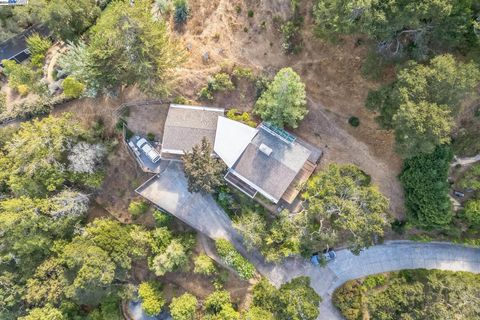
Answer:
[161,104,225,155]
[231,125,312,202]
[0,24,50,64]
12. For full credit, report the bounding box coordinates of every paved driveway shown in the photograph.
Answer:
[136,162,480,320]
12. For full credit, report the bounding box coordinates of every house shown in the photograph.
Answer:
[214,118,321,204]
[157,104,320,204]
[0,24,50,66]
[160,104,225,160]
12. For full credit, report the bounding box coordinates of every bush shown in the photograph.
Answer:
[174,0,189,24]
[215,239,256,279]
[128,200,150,219]
[0,93,6,114]
[147,132,155,141]
[138,282,165,316]
[363,274,387,289]
[198,73,235,100]
[194,254,217,276]
[153,209,172,227]
[348,116,360,127]
[170,293,197,320]
[226,109,256,127]
[465,200,480,226]
[281,20,303,54]
[62,76,85,98]
[232,67,254,80]
[248,10,254,18]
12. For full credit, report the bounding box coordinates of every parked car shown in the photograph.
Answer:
[454,190,465,198]
[136,138,161,163]
[310,249,336,266]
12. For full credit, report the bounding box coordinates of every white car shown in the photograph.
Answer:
[136,138,161,163]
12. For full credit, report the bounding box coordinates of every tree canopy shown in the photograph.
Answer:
[182,137,226,193]
[314,0,480,60]
[301,164,390,254]
[399,145,453,229]
[334,269,480,320]
[366,54,480,157]
[254,67,308,128]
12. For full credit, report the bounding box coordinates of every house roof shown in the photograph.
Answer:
[214,117,258,167]
[0,24,50,63]
[232,126,312,201]
[161,104,224,154]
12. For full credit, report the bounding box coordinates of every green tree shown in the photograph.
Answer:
[19,304,64,320]
[128,199,150,219]
[1,59,40,94]
[233,209,268,251]
[170,293,197,320]
[460,164,480,191]
[302,164,389,254]
[393,101,453,157]
[243,306,274,320]
[277,277,321,320]
[43,0,100,41]
[182,137,225,193]
[193,254,217,276]
[173,0,190,24]
[314,0,479,60]
[254,67,307,128]
[138,282,165,316]
[86,0,184,95]
[252,276,320,320]
[0,114,85,196]
[366,55,480,157]
[465,200,480,226]
[26,33,52,67]
[204,290,239,320]
[150,239,189,276]
[262,210,301,263]
[399,145,453,229]
[62,76,85,98]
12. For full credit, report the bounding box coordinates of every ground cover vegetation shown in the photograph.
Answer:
[333,269,480,320]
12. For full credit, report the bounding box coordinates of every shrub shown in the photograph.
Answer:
[0,93,6,113]
[62,76,85,98]
[128,200,150,219]
[174,0,189,24]
[215,239,256,279]
[465,200,480,226]
[156,0,172,15]
[17,84,29,97]
[147,132,155,141]
[248,10,254,18]
[232,66,254,80]
[194,254,217,276]
[138,282,165,316]
[348,116,360,127]
[226,109,256,127]
[198,72,235,100]
[363,274,387,289]
[153,209,172,227]
[332,280,363,320]
[170,293,197,320]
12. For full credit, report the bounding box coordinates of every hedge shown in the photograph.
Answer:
[215,239,255,280]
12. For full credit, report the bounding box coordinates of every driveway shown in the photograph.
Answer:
[136,161,480,320]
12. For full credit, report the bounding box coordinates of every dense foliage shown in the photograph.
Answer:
[254,67,307,128]
[301,164,390,254]
[399,145,453,229]
[314,0,480,61]
[334,269,480,320]
[182,137,226,193]
[366,55,480,157]
[252,277,321,320]
[58,0,184,96]
[170,293,197,320]
[215,239,256,280]
[138,282,165,316]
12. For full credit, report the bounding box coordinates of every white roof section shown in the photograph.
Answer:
[214,117,258,168]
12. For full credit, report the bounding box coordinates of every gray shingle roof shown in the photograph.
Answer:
[232,127,311,201]
[161,105,224,153]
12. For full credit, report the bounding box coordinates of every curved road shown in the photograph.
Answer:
[137,162,480,320]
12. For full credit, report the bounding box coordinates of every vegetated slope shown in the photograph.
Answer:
[172,0,404,218]
[333,269,480,320]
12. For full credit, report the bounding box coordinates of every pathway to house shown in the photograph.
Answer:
[137,161,480,320]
